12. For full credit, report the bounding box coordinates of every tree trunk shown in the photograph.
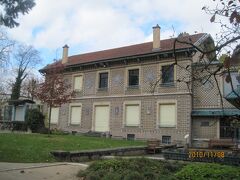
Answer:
[48,105,52,137]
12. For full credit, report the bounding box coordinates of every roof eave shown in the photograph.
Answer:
[66,47,195,68]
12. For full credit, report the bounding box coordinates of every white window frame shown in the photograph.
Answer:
[68,103,82,125]
[72,74,84,91]
[49,107,59,124]
[123,101,141,127]
[159,62,176,85]
[157,100,177,128]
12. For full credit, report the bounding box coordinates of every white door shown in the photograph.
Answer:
[94,105,109,132]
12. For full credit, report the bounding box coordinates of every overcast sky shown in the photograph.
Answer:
[6,0,219,66]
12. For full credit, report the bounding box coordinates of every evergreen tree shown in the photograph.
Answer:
[0,0,35,28]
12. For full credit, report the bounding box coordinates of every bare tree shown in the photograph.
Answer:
[21,74,43,100]
[0,28,14,69]
[151,0,240,110]
[10,44,41,100]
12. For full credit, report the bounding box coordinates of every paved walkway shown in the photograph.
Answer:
[0,162,88,180]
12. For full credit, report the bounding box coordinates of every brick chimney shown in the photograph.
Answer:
[152,24,161,50]
[62,44,69,64]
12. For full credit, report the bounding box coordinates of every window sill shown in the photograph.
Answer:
[97,88,109,92]
[159,126,176,128]
[124,125,140,127]
[70,123,81,126]
[159,83,175,87]
[127,85,140,89]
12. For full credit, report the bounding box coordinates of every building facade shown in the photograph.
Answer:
[41,25,240,147]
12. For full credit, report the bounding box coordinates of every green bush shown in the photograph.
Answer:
[12,121,27,131]
[77,158,185,180]
[175,163,240,180]
[25,109,45,133]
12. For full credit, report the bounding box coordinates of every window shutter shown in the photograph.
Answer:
[50,107,59,123]
[15,106,25,121]
[159,104,176,127]
[74,76,83,90]
[95,106,109,132]
[126,105,140,126]
[70,106,81,124]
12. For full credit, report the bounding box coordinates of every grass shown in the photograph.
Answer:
[0,133,145,163]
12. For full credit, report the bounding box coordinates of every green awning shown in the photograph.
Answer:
[192,109,240,117]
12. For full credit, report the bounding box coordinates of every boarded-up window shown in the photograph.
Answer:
[159,104,176,127]
[50,107,59,124]
[15,106,25,121]
[70,106,82,125]
[125,104,140,126]
[74,75,83,91]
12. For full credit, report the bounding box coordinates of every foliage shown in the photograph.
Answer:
[25,108,45,133]
[10,44,41,100]
[175,163,240,180]
[78,159,240,180]
[12,121,27,131]
[0,0,35,28]
[77,158,185,180]
[34,64,74,135]
[51,128,69,135]
[21,76,42,100]
[35,64,73,107]
[0,133,145,162]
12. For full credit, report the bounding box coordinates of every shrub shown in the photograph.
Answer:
[12,121,28,131]
[77,158,185,180]
[51,128,69,135]
[175,163,240,180]
[25,109,45,133]
[123,171,143,180]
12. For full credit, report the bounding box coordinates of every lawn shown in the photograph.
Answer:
[0,133,145,163]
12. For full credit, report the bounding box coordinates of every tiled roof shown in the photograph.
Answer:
[43,33,207,70]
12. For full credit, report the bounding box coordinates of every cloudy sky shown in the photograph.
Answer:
[6,0,219,66]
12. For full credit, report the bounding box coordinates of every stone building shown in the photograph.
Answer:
[40,25,240,147]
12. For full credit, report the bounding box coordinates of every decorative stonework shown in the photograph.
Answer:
[112,74,123,85]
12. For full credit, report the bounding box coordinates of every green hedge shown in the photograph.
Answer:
[78,159,240,180]
[77,158,185,180]
[175,163,240,180]
[25,109,45,133]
